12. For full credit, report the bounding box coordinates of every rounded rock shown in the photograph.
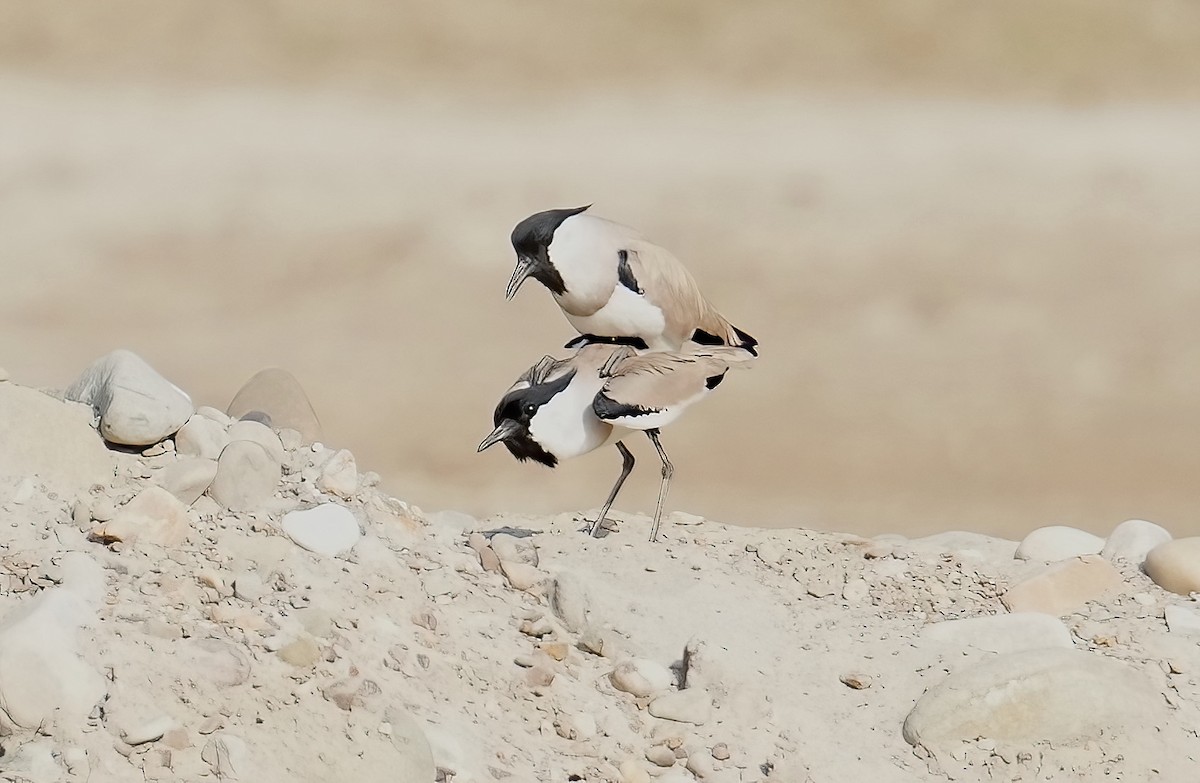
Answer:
[64,349,193,446]
[902,648,1163,750]
[226,420,286,464]
[156,457,218,506]
[175,415,229,460]
[1014,526,1105,562]
[610,658,674,698]
[209,441,280,511]
[1101,519,1171,566]
[1143,538,1200,595]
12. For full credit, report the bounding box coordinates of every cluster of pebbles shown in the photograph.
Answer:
[1,350,1198,782]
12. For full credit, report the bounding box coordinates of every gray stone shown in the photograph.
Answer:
[226,367,322,443]
[1014,525,1105,562]
[0,383,115,498]
[93,485,190,546]
[1144,538,1200,595]
[209,441,280,511]
[64,349,193,446]
[156,456,218,506]
[316,448,358,498]
[902,648,1162,749]
[282,503,361,556]
[226,419,286,464]
[1101,519,1172,566]
[175,414,229,460]
[920,613,1073,653]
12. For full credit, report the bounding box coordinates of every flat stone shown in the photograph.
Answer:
[1015,526,1105,562]
[1000,555,1123,615]
[1101,519,1172,566]
[902,648,1163,750]
[384,707,436,781]
[175,415,229,460]
[64,349,193,446]
[282,503,361,556]
[156,457,218,506]
[648,689,712,725]
[94,485,190,546]
[316,448,358,498]
[226,420,286,464]
[226,367,322,444]
[1144,538,1200,595]
[921,613,1073,653]
[0,383,115,498]
[610,658,674,698]
[1164,605,1200,636]
[201,733,252,780]
[209,441,280,511]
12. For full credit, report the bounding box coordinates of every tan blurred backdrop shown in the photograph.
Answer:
[3,1,1200,537]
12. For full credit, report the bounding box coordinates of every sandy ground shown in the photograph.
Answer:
[4,2,1200,539]
[2,378,1198,782]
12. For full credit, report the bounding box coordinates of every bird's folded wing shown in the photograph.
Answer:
[599,348,752,411]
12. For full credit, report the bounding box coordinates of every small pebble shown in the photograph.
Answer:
[840,672,873,690]
[645,745,676,767]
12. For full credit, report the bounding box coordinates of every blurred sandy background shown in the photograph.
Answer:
[3,1,1200,538]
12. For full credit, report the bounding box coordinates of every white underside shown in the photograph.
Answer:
[562,286,673,350]
[528,372,612,460]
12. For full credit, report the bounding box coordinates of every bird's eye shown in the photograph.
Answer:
[523,403,536,416]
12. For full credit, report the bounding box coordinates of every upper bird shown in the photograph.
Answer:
[507,206,758,355]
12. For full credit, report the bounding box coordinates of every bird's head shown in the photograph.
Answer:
[506,205,590,299]
[477,369,576,467]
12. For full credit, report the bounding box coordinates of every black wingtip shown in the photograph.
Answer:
[733,326,759,356]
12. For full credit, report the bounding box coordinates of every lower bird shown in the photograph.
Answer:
[477,343,754,541]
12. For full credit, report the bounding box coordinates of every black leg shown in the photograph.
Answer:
[587,440,635,537]
[646,429,673,542]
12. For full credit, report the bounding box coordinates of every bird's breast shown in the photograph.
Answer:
[563,287,672,349]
